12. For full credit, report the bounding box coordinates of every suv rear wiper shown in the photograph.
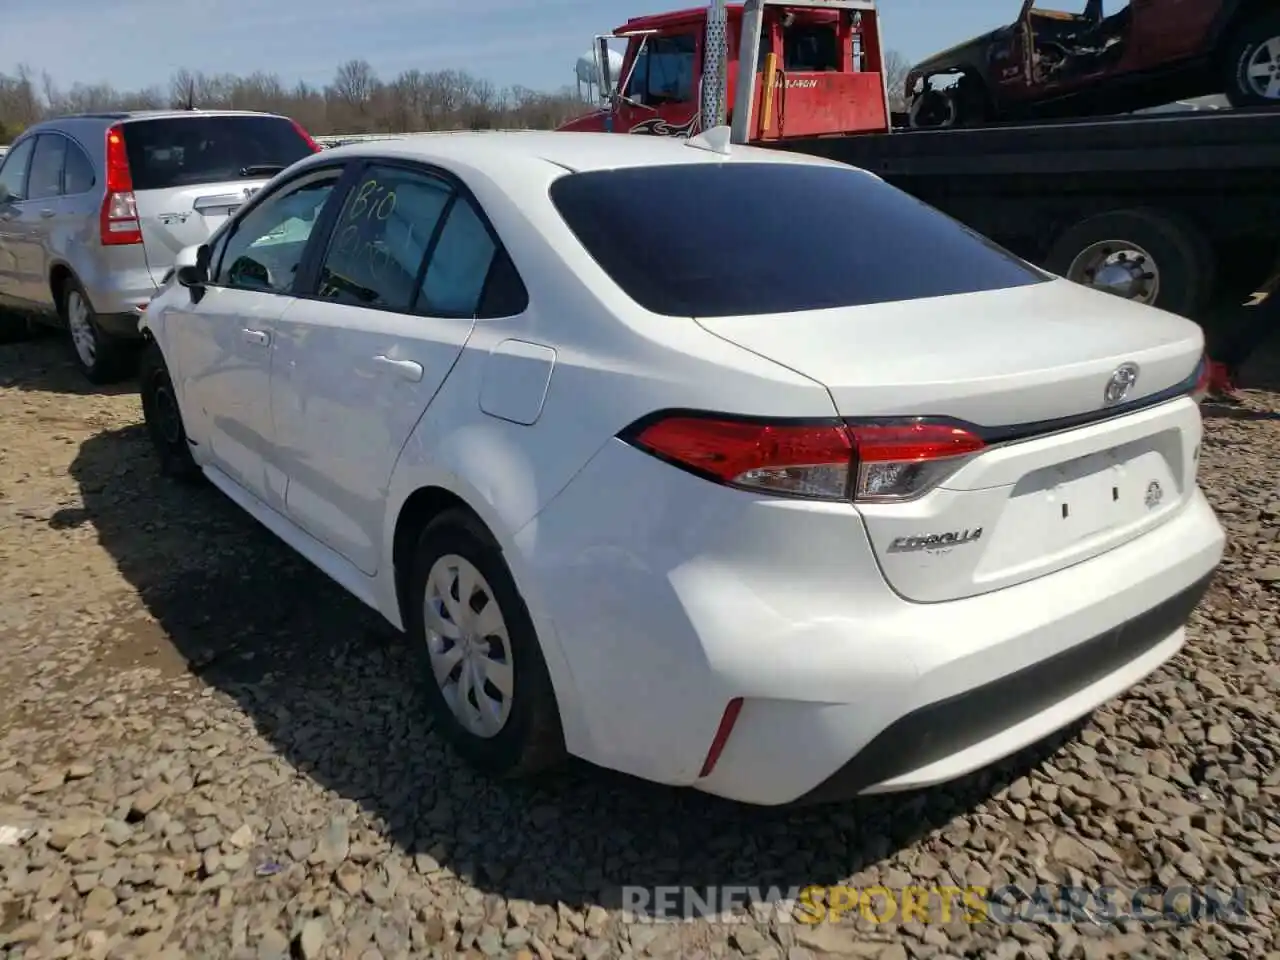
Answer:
[239,164,287,177]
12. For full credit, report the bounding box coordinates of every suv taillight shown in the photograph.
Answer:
[622,413,985,502]
[290,119,322,153]
[100,125,141,246]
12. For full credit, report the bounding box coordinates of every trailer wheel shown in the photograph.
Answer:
[1045,208,1215,318]
[1223,10,1280,108]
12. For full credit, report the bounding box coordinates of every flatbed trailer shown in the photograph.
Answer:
[561,0,1280,379]
[768,106,1280,323]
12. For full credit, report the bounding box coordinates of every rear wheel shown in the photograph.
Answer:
[405,509,565,779]
[1045,208,1215,318]
[1224,11,1280,108]
[59,278,136,384]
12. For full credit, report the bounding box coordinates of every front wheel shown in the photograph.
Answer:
[405,509,565,780]
[139,338,201,483]
[1224,11,1280,108]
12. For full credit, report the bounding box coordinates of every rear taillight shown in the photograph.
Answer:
[290,119,322,153]
[624,413,985,502]
[100,125,141,246]
[848,421,986,501]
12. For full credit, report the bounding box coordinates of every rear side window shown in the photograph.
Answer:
[121,115,313,191]
[64,142,96,194]
[316,165,453,311]
[419,197,496,317]
[548,162,1049,318]
[27,135,67,200]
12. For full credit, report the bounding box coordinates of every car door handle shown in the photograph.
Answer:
[242,328,270,347]
[371,355,423,382]
[39,209,54,219]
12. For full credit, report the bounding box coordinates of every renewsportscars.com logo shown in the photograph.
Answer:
[614,883,1254,926]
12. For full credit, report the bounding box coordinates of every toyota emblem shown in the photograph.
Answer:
[1104,362,1139,405]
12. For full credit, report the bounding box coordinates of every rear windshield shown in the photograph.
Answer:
[548,161,1049,318]
[121,115,313,191]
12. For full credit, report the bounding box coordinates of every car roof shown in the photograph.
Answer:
[313,128,851,177]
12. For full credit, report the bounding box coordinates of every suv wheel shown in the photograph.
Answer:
[405,509,566,779]
[139,338,201,482]
[60,279,135,384]
[1225,11,1280,107]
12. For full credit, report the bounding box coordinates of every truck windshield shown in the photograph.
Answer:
[548,161,1050,318]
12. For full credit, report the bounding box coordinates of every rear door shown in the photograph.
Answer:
[273,161,520,575]
[120,114,317,285]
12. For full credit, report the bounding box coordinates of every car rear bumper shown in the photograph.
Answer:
[517,438,1225,807]
[79,248,156,322]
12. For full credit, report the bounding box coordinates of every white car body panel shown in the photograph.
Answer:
[139,130,1225,806]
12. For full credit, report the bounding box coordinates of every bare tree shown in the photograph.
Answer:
[0,61,592,142]
[883,49,912,113]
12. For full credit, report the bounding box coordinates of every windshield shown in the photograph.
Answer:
[122,115,313,191]
[548,161,1049,318]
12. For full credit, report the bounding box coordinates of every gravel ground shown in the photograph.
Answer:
[1,333,1278,960]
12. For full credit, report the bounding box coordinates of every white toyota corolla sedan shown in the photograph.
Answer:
[138,129,1225,807]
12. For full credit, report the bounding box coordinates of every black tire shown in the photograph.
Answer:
[1044,208,1216,318]
[405,509,565,780]
[1223,11,1280,109]
[58,277,136,384]
[139,338,201,483]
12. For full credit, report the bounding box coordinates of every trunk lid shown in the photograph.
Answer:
[695,279,1206,603]
[120,113,317,285]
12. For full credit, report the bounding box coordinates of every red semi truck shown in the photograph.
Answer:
[559,0,1280,391]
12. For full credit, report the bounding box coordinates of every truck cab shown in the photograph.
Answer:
[558,0,891,141]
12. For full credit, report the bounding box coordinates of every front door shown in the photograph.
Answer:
[164,166,345,505]
[0,136,35,308]
[617,30,703,137]
[273,162,496,575]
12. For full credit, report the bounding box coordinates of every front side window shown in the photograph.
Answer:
[27,134,67,201]
[315,164,453,311]
[0,137,35,203]
[549,161,1049,318]
[214,169,341,293]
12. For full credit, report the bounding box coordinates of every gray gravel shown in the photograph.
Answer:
[1,334,1278,960]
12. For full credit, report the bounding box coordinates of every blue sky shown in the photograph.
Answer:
[2,0,1019,95]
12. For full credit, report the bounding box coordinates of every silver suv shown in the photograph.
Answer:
[0,110,319,382]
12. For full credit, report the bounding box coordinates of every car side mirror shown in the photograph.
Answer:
[174,244,206,284]
[0,183,10,205]
[173,244,209,303]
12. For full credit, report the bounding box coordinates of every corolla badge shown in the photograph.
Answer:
[1104,362,1140,405]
